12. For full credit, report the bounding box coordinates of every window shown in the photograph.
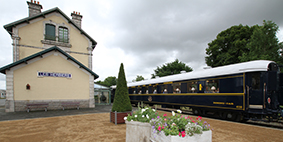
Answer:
[173,83,181,93]
[58,27,69,43]
[137,87,142,94]
[187,81,198,93]
[252,73,260,90]
[205,79,219,93]
[45,24,56,41]
[145,86,149,94]
[160,85,168,93]
[152,85,157,94]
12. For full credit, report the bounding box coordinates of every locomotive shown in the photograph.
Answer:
[111,60,283,121]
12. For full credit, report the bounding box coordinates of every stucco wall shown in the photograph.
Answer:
[13,52,90,100]
[17,14,90,67]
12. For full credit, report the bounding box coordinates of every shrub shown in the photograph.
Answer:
[111,63,132,112]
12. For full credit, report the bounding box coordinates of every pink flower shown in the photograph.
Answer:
[164,118,167,121]
[185,117,187,119]
[192,120,195,123]
[181,115,183,118]
[162,126,164,129]
[158,126,161,131]
[163,114,167,117]
[181,131,186,137]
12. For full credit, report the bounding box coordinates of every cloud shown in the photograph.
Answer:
[0,0,283,87]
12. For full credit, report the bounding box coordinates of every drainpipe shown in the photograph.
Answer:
[8,31,20,62]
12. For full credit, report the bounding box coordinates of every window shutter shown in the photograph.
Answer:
[45,24,56,40]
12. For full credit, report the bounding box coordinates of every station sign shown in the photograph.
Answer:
[37,71,72,78]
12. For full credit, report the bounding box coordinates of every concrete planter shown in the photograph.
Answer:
[125,121,151,142]
[151,130,212,142]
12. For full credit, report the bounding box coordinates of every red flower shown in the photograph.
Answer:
[181,131,186,137]
[158,126,161,131]
[163,114,167,117]
[162,126,164,129]
[192,120,195,123]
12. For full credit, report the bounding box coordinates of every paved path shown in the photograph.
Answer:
[0,104,137,122]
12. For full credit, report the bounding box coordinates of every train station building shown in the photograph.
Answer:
[0,0,99,112]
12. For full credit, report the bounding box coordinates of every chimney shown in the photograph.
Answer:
[27,0,43,17]
[71,11,83,28]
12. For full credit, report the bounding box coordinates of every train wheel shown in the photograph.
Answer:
[226,112,236,120]
[192,108,200,115]
[220,112,227,119]
[235,114,243,122]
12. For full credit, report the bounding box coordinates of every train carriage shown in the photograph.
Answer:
[111,60,283,121]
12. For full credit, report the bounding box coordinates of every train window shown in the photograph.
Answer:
[173,83,181,93]
[252,73,260,90]
[145,86,149,94]
[129,88,134,94]
[152,85,157,94]
[160,84,168,93]
[187,81,198,93]
[137,87,142,94]
[133,87,136,94]
[205,80,219,93]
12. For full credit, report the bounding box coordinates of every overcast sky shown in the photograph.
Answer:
[0,0,283,89]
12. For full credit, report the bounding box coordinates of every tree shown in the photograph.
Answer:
[205,24,255,67]
[205,20,283,69]
[111,63,132,112]
[132,75,145,82]
[239,20,282,64]
[95,76,117,87]
[151,59,193,78]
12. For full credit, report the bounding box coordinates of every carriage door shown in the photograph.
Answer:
[247,72,263,109]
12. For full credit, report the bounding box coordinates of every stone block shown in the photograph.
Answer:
[126,121,151,142]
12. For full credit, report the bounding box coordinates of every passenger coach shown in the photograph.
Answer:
[111,60,283,121]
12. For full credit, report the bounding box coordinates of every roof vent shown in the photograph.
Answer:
[180,71,186,74]
[203,66,212,69]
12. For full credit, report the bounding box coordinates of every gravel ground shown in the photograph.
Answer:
[0,110,282,142]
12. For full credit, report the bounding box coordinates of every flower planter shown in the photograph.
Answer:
[151,130,212,142]
[125,121,151,142]
[110,111,132,124]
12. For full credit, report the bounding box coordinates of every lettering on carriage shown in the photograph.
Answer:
[213,102,234,105]
[213,102,225,105]
[236,106,242,109]
[225,102,234,105]
[164,82,173,84]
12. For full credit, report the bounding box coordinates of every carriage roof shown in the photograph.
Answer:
[112,60,276,88]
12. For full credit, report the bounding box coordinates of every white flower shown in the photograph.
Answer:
[145,107,149,110]
[135,115,137,118]
[177,109,182,113]
[152,109,156,112]
[141,109,146,113]
[146,114,149,119]
[142,115,145,117]
[172,111,175,116]
[124,117,127,120]
[131,120,133,121]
